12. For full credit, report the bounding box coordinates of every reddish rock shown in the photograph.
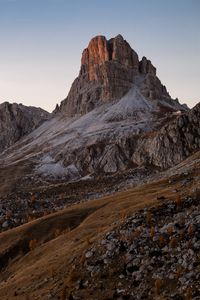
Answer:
[57,35,140,116]
[56,35,175,116]
[81,35,110,81]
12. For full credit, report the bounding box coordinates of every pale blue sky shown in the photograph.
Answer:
[0,0,199,111]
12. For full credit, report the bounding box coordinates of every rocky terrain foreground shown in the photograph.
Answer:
[78,194,200,300]
[0,150,199,299]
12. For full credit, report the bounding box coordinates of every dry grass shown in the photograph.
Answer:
[0,161,199,299]
[155,278,163,295]
[28,239,37,251]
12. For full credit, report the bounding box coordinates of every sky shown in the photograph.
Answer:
[0,0,199,112]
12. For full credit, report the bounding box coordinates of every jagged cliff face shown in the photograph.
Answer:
[132,102,200,169]
[57,35,176,116]
[0,102,49,152]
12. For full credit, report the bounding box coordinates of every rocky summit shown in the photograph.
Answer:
[56,35,184,116]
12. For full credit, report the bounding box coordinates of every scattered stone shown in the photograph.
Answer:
[85,251,93,258]
[2,220,8,228]
[75,196,200,299]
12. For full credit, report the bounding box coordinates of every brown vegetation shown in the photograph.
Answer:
[0,162,199,299]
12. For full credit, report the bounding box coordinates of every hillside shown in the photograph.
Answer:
[0,150,199,299]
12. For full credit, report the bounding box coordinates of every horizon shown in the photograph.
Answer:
[0,0,200,112]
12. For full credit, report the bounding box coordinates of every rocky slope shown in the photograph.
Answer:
[0,152,199,299]
[0,102,49,152]
[74,196,200,300]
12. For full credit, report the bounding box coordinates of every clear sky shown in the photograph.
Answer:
[0,0,199,112]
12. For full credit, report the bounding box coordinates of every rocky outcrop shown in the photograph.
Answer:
[56,35,175,116]
[132,102,200,169]
[0,102,49,152]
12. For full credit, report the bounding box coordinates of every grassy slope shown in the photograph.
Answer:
[0,152,199,300]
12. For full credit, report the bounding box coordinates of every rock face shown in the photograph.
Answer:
[56,35,175,116]
[0,102,49,152]
[132,102,200,168]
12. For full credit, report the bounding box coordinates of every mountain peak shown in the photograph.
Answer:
[57,35,184,116]
[80,34,139,81]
